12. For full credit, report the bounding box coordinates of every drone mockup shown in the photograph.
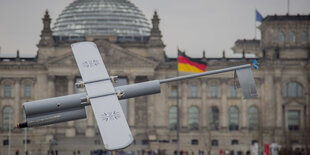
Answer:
[17,42,258,150]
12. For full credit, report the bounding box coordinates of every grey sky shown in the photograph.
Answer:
[0,0,309,58]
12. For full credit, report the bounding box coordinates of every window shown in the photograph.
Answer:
[210,85,217,98]
[191,139,199,145]
[211,139,218,146]
[169,106,178,130]
[209,106,219,130]
[188,106,199,130]
[230,86,237,98]
[158,140,169,143]
[283,82,303,97]
[3,139,9,146]
[23,139,31,144]
[291,140,299,145]
[75,118,87,134]
[190,85,198,97]
[251,140,258,145]
[4,85,11,97]
[172,139,178,143]
[24,85,32,98]
[287,110,300,131]
[142,140,149,145]
[300,31,307,42]
[289,32,296,42]
[2,106,13,130]
[278,32,284,42]
[231,139,239,145]
[248,107,259,130]
[229,106,239,131]
[170,85,178,97]
[48,150,58,155]
[94,139,101,145]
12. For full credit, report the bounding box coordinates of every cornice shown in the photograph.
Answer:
[0,63,46,70]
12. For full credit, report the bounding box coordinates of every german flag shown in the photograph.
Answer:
[178,50,207,73]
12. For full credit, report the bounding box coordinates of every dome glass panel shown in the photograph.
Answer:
[52,0,150,37]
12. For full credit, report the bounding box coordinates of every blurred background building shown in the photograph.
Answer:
[0,0,309,155]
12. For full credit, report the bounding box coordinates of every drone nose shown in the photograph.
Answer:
[17,122,28,128]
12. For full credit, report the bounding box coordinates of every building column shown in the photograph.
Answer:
[147,75,155,128]
[82,73,95,137]
[275,77,282,130]
[306,78,310,135]
[14,78,21,125]
[85,107,95,137]
[47,75,55,97]
[67,75,74,95]
[221,79,228,130]
[262,73,277,132]
[128,75,136,127]
[181,80,188,128]
[201,79,207,128]
[240,97,247,130]
[66,75,76,137]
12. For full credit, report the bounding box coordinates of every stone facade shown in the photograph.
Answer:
[0,9,309,155]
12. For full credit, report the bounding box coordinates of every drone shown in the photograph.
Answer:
[17,42,258,150]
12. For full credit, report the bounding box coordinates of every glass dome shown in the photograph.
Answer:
[52,0,151,37]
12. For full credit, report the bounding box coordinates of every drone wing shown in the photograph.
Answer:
[71,42,133,150]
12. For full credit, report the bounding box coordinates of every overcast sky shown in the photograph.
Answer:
[0,0,309,58]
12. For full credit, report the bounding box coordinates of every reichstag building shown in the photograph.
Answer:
[0,0,309,155]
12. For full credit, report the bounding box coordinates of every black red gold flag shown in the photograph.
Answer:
[177,50,207,73]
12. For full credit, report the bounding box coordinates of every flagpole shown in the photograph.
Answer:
[176,50,180,155]
[254,9,257,39]
[24,128,27,155]
[287,0,290,15]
